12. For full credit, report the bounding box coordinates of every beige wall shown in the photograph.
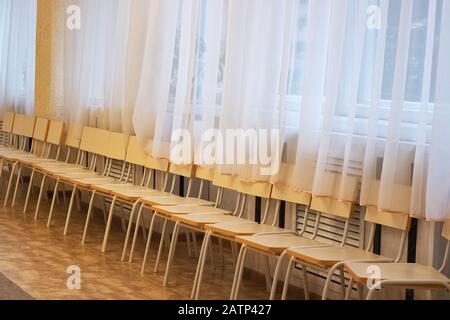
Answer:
[34,0,65,119]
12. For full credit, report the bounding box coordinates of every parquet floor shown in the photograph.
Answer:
[0,183,306,300]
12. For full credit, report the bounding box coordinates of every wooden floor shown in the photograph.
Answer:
[0,182,306,300]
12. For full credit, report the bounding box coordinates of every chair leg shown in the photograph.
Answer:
[34,175,47,220]
[120,202,126,232]
[185,230,193,258]
[82,191,97,245]
[129,206,146,263]
[219,238,225,266]
[101,196,117,253]
[339,264,346,298]
[163,222,181,287]
[263,255,272,293]
[191,231,209,300]
[62,183,67,205]
[11,165,22,207]
[194,231,213,300]
[154,218,168,273]
[46,179,61,228]
[192,232,199,257]
[301,263,310,300]
[75,189,81,212]
[345,277,355,300]
[231,244,247,300]
[230,244,247,300]
[23,169,35,214]
[140,212,158,273]
[63,185,78,235]
[121,201,140,261]
[102,198,108,224]
[269,252,286,300]
[281,257,295,300]
[4,162,18,207]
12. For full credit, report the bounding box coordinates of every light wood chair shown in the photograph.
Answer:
[31,123,84,218]
[20,119,65,213]
[0,115,37,205]
[343,220,450,300]
[0,112,15,148]
[83,136,173,253]
[231,187,363,300]
[3,118,65,209]
[281,206,411,300]
[0,113,35,155]
[43,128,127,234]
[0,112,17,192]
[150,171,275,296]
[1,116,43,206]
[127,164,218,273]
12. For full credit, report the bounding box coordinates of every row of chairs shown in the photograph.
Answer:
[1,112,449,300]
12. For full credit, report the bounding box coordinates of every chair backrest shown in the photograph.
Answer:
[310,197,354,219]
[169,163,194,178]
[12,114,25,135]
[65,124,84,148]
[21,115,37,138]
[213,172,238,190]
[442,221,450,241]
[125,136,149,167]
[194,166,215,182]
[364,207,411,232]
[271,184,311,206]
[270,164,311,206]
[2,112,15,133]
[235,179,272,199]
[33,117,50,142]
[46,120,65,145]
[107,132,129,161]
[79,127,110,157]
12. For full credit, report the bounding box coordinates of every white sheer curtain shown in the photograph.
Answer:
[63,0,148,132]
[133,0,227,159]
[57,0,450,220]
[0,0,36,116]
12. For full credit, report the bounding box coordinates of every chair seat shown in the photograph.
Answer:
[34,163,88,174]
[2,153,39,162]
[140,195,214,207]
[172,214,248,229]
[111,189,170,201]
[0,150,29,160]
[90,183,158,194]
[57,173,117,187]
[344,262,450,285]
[285,246,391,268]
[205,222,285,238]
[235,234,327,255]
[153,205,231,217]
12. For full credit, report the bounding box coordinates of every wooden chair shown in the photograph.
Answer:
[342,220,450,300]
[43,128,127,234]
[127,164,218,273]
[190,180,304,299]
[281,206,411,300]
[20,119,65,213]
[84,136,172,253]
[1,116,43,205]
[149,172,274,296]
[0,113,35,154]
[0,115,37,205]
[230,182,362,300]
[30,123,84,218]
[3,118,65,209]
[0,112,16,148]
